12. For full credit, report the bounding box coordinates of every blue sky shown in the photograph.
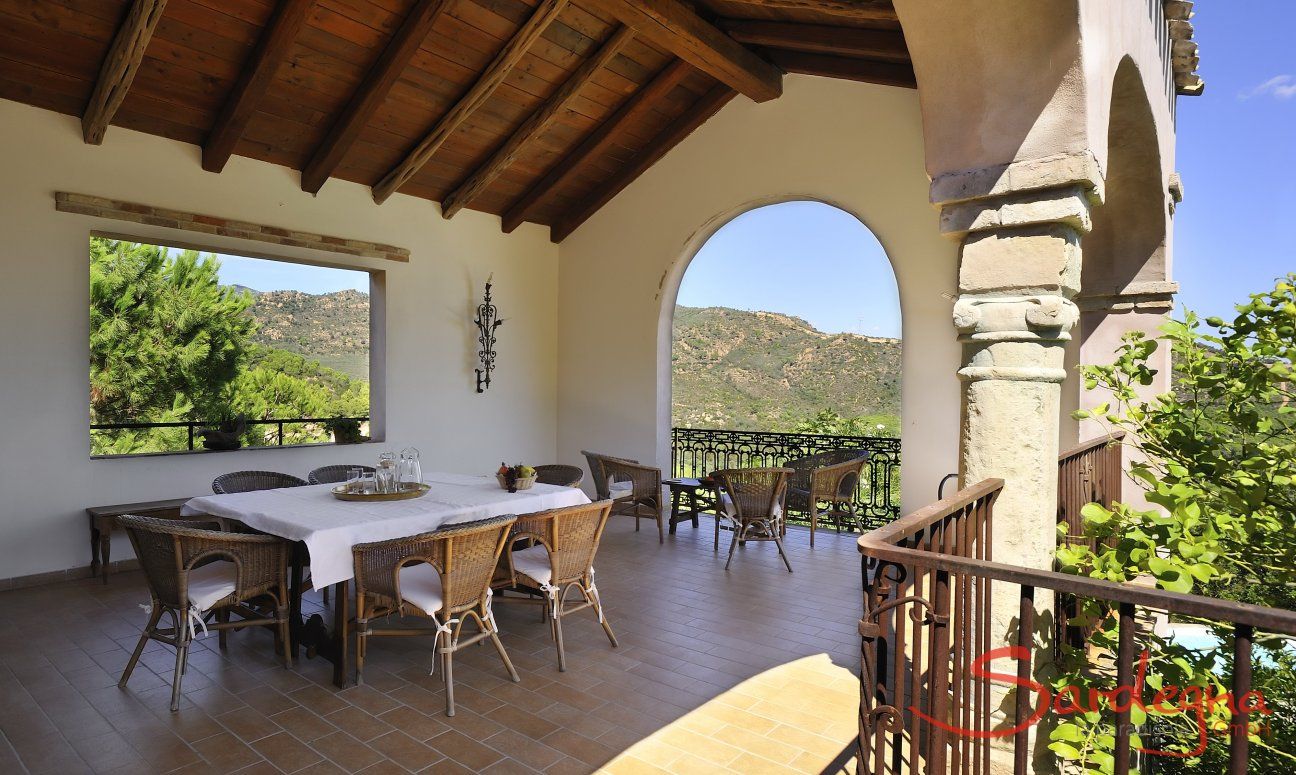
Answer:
[193,251,369,294]
[680,2,1294,336]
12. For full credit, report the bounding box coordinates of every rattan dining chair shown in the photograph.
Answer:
[712,468,794,572]
[601,458,666,543]
[351,514,520,716]
[307,464,375,485]
[504,501,618,671]
[534,464,584,488]
[118,515,293,711]
[785,450,869,546]
[212,470,308,494]
[580,450,638,501]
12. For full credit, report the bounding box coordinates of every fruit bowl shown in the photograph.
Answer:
[497,473,537,491]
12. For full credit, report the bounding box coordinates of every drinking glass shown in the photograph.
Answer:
[347,467,364,494]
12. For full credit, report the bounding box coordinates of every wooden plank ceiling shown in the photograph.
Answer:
[0,0,910,242]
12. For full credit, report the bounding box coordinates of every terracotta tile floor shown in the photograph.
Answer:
[0,518,863,774]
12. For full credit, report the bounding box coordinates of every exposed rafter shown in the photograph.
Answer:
[440,25,636,219]
[203,0,317,173]
[372,0,569,205]
[82,0,168,145]
[592,0,781,103]
[718,0,899,22]
[551,84,736,242]
[720,20,908,62]
[302,0,455,194]
[765,50,915,89]
[500,58,694,234]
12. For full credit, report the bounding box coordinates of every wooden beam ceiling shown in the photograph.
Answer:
[551,84,736,242]
[718,0,899,22]
[501,58,695,234]
[766,50,915,88]
[372,0,569,205]
[203,0,317,174]
[81,0,168,145]
[440,24,636,220]
[301,0,455,195]
[720,20,908,61]
[593,0,782,103]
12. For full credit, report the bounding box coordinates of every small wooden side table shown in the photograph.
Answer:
[86,497,192,583]
[664,478,717,535]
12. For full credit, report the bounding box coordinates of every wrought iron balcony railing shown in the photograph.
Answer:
[90,416,369,451]
[670,426,900,529]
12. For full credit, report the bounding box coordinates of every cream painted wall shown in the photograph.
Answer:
[0,101,560,580]
[555,75,962,516]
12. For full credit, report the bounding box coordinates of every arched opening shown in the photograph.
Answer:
[663,200,904,531]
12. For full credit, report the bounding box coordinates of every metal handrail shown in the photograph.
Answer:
[91,416,370,450]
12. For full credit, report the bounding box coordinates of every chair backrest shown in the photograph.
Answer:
[212,470,308,494]
[785,450,868,494]
[307,464,375,485]
[513,501,613,585]
[580,450,638,499]
[353,514,517,617]
[712,468,793,520]
[534,464,584,488]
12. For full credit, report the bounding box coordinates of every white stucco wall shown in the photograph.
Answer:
[555,75,962,516]
[0,101,560,580]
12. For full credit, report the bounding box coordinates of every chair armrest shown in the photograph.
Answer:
[179,530,289,601]
[810,458,868,501]
[602,459,662,500]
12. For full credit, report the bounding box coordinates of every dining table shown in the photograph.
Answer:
[182,471,591,687]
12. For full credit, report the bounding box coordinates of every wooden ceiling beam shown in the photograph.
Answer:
[720,20,908,62]
[500,58,693,234]
[765,50,915,88]
[592,0,781,103]
[372,0,569,205]
[301,0,454,195]
[718,0,899,22]
[82,0,168,145]
[440,25,635,220]
[550,84,736,242]
[203,0,318,173]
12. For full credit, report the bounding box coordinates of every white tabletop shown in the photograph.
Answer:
[182,472,591,589]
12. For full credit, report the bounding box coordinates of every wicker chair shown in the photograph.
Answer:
[711,468,794,572]
[212,470,307,494]
[118,515,292,711]
[352,514,520,716]
[784,450,869,546]
[307,464,375,485]
[600,458,666,543]
[534,464,584,488]
[503,501,618,671]
[580,450,638,501]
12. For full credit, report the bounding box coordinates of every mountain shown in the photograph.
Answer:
[672,306,900,431]
[247,289,370,381]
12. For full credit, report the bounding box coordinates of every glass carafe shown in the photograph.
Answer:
[399,447,422,487]
[376,452,398,494]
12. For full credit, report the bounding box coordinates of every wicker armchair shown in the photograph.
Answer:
[503,501,618,671]
[784,450,869,546]
[307,464,375,485]
[534,464,584,488]
[212,470,307,494]
[118,515,292,711]
[711,468,794,572]
[580,450,638,501]
[352,514,520,716]
[600,458,665,543]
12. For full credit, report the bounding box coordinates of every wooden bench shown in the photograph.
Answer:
[86,498,193,583]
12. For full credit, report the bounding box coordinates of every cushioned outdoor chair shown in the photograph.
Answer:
[580,450,638,501]
[118,515,293,711]
[600,458,666,543]
[784,450,869,546]
[307,464,375,485]
[351,514,520,716]
[212,470,307,494]
[503,501,618,671]
[711,468,794,572]
[534,464,584,488]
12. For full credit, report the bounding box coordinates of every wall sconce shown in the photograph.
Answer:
[474,273,503,393]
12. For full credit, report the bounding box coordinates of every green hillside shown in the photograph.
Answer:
[672,306,901,431]
[250,289,370,381]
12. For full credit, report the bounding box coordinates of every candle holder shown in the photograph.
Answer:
[474,275,503,393]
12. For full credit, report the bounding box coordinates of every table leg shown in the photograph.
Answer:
[331,580,350,689]
[288,547,304,660]
[99,528,112,584]
[689,490,700,528]
[669,487,683,535]
[89,521,101,580]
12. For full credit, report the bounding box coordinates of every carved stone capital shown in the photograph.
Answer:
[953,294,1079,343]
[941,185,1094,237]
[930,150,1105,209]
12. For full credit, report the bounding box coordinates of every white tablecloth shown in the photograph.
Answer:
[182,472,590,589]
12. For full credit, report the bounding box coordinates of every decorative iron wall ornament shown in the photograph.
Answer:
[473,274,503,393]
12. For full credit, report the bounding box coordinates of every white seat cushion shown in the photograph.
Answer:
[398,563,444,614]
[187,561,237,611]
[608,479,633,500]
[511,545,553,587]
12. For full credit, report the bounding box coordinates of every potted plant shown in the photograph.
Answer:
[327,417,365,445]
[196,415,246,451]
